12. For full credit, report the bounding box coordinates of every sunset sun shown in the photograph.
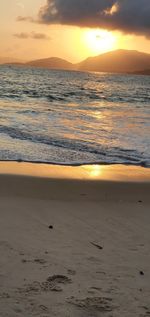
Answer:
[83,29,117,55]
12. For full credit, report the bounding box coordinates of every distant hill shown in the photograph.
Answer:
[77,49,150,73]
[1,50,150,74]
[25,50,150,73]
[0,57,24,65]
[26,57,74,70]
[133,69,150,76]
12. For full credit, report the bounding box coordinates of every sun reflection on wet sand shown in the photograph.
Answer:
[0,162,149,182]
[83,164,103,177]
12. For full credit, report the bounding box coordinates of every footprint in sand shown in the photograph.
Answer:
[41,275,72,292]
[19,275,72,294]
[0,292,10,299]
[68,296,115,313]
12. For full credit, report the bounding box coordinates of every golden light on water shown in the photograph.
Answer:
[91,110,105,120]
[83,29,117,56]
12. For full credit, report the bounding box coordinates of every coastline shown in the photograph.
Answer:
[0,162,150,316]
[0,162,150,202]
[0,161,149,180]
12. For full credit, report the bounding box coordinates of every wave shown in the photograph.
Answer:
[1,90,149,105]
[0,125,149,167]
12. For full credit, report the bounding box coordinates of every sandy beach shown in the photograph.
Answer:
[0,162,150,317]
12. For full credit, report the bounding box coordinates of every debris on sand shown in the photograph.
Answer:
[90,242,103,250]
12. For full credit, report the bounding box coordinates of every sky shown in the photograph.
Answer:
[0,0,150,62]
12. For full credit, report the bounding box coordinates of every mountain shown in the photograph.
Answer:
[1,50,150,74]
[77,49,150,73]
[133,69,150,76]
[26,57,74,70]
[0,57,24,64]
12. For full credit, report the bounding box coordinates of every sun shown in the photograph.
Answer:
[83,29,117,56]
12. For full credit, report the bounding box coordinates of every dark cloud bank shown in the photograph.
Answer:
[36,0,150,37]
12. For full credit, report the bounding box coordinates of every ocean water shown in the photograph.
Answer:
[0,65,150,167]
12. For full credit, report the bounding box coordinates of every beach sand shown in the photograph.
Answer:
[0,162,150,317]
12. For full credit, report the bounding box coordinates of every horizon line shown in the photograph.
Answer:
[0,48,150,65]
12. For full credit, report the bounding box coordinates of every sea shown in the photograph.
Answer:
[0,65,150,167]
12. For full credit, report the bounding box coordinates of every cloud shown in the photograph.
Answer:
[17,16,34,22]
[35,0,150,38]
[13,31,50,40]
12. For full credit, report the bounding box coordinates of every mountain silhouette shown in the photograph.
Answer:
[77,49,150,73]
[26,57,74,70]
[1,50,150,74]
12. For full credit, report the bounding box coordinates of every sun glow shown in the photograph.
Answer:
[83,165,103,178]
[83,29,117,56]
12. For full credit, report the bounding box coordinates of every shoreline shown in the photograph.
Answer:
[0,161,149,180]
[0,162,149,202]
[0,159,149,168]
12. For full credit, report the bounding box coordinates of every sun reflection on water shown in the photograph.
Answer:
[91,110,105,120]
